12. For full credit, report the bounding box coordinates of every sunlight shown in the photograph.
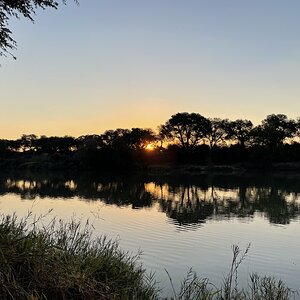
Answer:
[146,143,154,151]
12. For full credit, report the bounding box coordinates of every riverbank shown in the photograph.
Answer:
[147,162,300,176]
[0,214,294,300]
[2,152,300,176]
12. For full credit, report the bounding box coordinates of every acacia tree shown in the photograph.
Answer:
[0,0,77,57]
[100,129,130,150]
[252,114,297,151]
[163,112,210,149]
[125,128,156,150]
[204,118,230,149]
[157,124,172,149]
[227,119,253,147]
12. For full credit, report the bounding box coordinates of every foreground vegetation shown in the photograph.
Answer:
[0,213,158,300]
[0,213,295,299]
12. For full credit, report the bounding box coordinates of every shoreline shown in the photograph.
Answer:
[146,162,300,176]
[2,157,300,176]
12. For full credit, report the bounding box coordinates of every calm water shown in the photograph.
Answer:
[0,172,300,297]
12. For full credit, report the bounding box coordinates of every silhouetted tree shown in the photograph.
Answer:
[227,119,253,147]
[157,124,172,149]
[100,129,130,150]
[6,139,20,152]
[163,112,210,149]
[0,139,9,156]
[125,128,155,150]
[252,114,297,151]
[297,118,300,137]
[0,0,77,57]
[77,135,102,150]
[204,118,230,149]
[13,135,78,154]
[1,112,300,169]
[19,134,37,152]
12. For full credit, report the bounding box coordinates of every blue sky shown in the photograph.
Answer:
[1,0,300,138]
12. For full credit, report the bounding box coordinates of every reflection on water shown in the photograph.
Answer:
[1,172,300,228]
[1,171,300,297]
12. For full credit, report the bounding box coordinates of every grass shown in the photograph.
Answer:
[0,213,296,300]
[169,244,294,300]
[0,213,158,300]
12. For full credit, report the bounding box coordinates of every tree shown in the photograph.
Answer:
[0,139,9,155]
[157,124,172,149]
[77,135,102,150]
[163,112,210,149]
[252,114,297,151]
[296,118,300,138]
[0,0,77,58]
[100,129,130,150]
[204,118,230,149]
[125,128,155,150]
[227,119,253,147]
[19,134,37,152]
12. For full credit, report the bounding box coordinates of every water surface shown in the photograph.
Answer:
[0,172,299,297]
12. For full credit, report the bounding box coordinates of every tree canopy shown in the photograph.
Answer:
[204,118,230,149]
[1,112,300,170]
[227,119,253,147]
[163,112,210,149]
[252,114,297,150]
[0,0,76,58]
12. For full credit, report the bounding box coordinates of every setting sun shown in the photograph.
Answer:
[146,144,154,151]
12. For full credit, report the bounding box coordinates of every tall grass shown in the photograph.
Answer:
[0,213,296,300]
[0,213,158,300]
[170,244,294,300]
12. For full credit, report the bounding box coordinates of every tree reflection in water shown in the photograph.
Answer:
[0,172,299,228]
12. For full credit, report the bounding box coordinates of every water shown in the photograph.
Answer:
[0,171,300,297]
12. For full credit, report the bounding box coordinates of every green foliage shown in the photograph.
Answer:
[0,213,158,300]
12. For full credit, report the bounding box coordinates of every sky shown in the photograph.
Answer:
[1,0,300,139]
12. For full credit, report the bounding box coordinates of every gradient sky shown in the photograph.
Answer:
[1,0,300,139]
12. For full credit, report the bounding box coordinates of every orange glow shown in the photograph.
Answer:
[146,144,154,151]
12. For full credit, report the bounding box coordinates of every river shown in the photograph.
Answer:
[0,171,299,298]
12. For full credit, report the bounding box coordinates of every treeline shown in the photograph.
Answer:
[0,112,300,170]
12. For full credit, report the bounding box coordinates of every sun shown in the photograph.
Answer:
[146,143,154,151]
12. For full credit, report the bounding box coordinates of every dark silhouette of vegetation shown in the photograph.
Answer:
[0,0,77,58]
[204,118,230,150]
[161,112,210,150]
[252,114,297,152]
[1,113,300,171]
[227,119,253,148]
